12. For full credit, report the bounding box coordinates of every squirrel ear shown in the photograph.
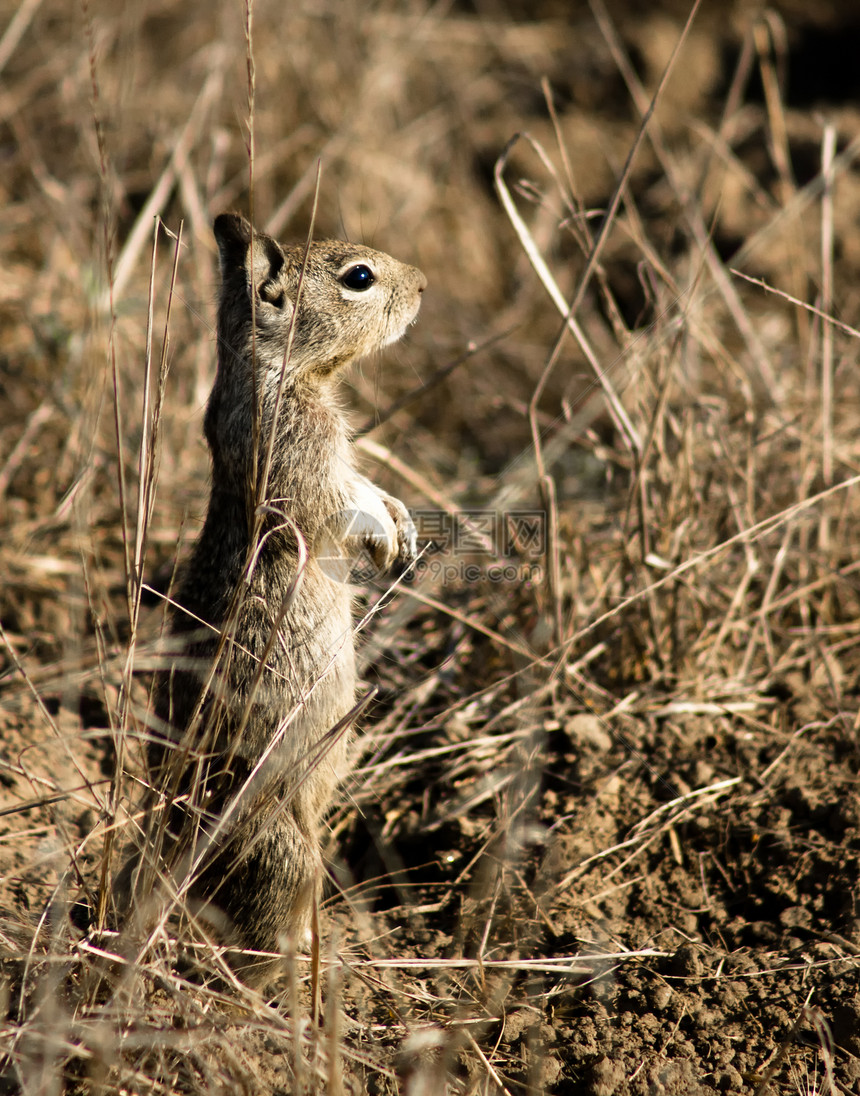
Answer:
[213,212,286,295]
[213,212,252,276]
[248,234,285,293]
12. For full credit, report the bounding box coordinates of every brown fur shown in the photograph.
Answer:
[119,212,425,985]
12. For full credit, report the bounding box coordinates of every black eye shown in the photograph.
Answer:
[341,264,375,291]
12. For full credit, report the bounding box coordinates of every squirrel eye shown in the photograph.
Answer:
[341,264,375,291]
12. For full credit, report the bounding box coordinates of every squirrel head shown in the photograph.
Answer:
[213,212,426,383]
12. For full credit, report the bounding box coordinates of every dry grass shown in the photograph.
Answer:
[2,0,860,1093]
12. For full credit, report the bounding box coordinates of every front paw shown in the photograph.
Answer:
[382,495,417,566]
[349,506,400,572]
[319,507,398,580]
[318,481,418,582]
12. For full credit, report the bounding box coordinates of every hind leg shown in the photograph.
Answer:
[193,806,323,986]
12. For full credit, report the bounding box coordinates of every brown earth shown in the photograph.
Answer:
[1,0,860,1093]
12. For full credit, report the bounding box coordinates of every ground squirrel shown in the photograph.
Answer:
[121,212,425,985]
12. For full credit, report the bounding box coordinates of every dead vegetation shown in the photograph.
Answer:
[2,0,860,1092]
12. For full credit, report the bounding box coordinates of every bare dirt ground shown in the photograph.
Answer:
[1,0,860,1092]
